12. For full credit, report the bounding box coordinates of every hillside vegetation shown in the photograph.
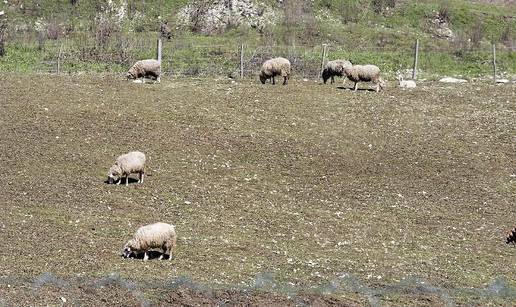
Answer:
[0,0,514,77]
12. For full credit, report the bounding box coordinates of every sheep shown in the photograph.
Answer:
[398,75,416,89]
[259,57,291,85]
[126,59,161,83]
[322,60,352,84]
[343,64,386,92]
[107,151,146,186]
[122,222,177,261]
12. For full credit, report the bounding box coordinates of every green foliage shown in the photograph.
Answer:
[0,0,514,77]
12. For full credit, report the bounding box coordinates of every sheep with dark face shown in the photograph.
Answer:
[122,222,177,261]
[126,59,161,83]
[107,151,146,186]
[322,60,352,84]
[259,57,291,85]
[343,64,386,92]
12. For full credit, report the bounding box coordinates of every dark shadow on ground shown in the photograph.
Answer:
[123,250,172,260]
[104,177,140,185]
[336,86,377,92]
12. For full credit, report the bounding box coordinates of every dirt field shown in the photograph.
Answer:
[0,74,515,305]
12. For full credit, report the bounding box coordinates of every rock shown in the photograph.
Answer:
[177,0,277,34]
[495,79,509,84]
[439,77,467,83]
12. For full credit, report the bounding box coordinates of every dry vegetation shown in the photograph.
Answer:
[0,74,515,305]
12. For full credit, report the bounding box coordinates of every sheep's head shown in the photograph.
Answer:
[379,78,387,89]
[322,69,330,84]
[121,240,136,258]
[107,164,122,184]
[126,71,136,80]
[259,73,267,84]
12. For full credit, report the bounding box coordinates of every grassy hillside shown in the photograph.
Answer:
[0,0,514,77]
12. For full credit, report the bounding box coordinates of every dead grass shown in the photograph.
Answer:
[0,74,514,305]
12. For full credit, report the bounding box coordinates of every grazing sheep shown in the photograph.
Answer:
[122,222,177,261]
[107,151,146,186]
[322,60,352,84]
[398,75,416,89]
[343,64,386,92]
[259,57,291,85]
[126,59,161,83]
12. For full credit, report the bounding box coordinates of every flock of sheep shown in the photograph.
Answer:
[107,151,176,261]
[119,55,408,261]
[126,56,405,91]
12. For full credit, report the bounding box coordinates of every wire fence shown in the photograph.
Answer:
[1,272,515,306]
[1,34,515,80]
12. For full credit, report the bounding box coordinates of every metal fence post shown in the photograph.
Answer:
[412,39,419,80]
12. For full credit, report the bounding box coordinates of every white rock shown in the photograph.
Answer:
[495,79,509,84]
[132,79,143,83]
[439,77,467,83]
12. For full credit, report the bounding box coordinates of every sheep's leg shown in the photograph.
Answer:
[125,174,129,186]
[331,76,334,84]
[139,171,144,184]
[354,82,358,91]
[143,252,149,261]
[272,76,275,85]
[375,83,380,92]
[116,179,121,185]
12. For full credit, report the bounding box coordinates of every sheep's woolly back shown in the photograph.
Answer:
[260,57,291,78]
[323,60,352,77]
[115,151,146,176]
[130,222,177,252]
[128,59,161,79]
[344,64,382,83]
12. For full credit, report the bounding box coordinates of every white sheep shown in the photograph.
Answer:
[126,59,161,83]
[122,222,177,261]
[322,60,352,84]
[343,64,386,92]
[398,75,416,89]
[107,151,146,186]
[259,57,291,85]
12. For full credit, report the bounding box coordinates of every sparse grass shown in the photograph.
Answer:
[0,74,514,304]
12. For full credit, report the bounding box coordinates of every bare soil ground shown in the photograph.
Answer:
[0,74,514,305]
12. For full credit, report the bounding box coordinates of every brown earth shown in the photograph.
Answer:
[0,74,515,305]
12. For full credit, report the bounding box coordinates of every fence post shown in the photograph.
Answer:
[320,43,328,78]
[57,43,62,75]
[156,38,162,64]
[412,39,419,80]
[492,43,497,82]
[240,43,244,79]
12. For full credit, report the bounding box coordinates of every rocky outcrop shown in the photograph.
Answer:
[177,0,277,34]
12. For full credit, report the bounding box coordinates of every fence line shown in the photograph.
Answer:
[2,36,515,80]
[1,272,515,306]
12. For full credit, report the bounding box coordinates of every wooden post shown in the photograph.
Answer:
[57,43,62,75]
[412,39,419,80]
[320,43,328,78]
[156,38,162,64]
[156,38,162,81]
[492,43,497,82]
[240,43,244,79]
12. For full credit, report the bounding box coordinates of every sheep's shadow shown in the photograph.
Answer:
[336,86,377,92]
[122,250,172,260]
[103,177,140,185]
